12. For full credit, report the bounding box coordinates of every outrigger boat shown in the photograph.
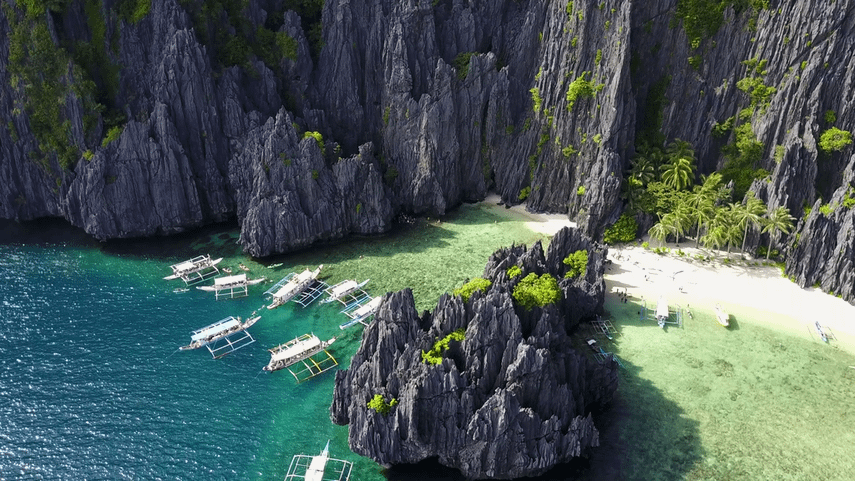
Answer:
[265,265,323,310]
[164,254,222,285]
[180,315,260,358]
[284,440,352,481]
[264,333,338,382]
[196,273,266,300]
[656,296,669,329]
[714,304,730,327]
[320,279,369,305]
[339,296,382,329]
[815,321,828,342]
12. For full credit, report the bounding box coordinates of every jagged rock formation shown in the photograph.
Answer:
[330,227,618,479]
[2,0,855,299]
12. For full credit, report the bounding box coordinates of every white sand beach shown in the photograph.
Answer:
[479,195,855,353]
[605,241,855,352]
[482,193,577,235]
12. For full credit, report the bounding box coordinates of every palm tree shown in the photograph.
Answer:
[762,206,796,260]
[666,139,696,165]
[701,224,727,254]
[686,187,715,246]
[662,211,689,245]
[628,156,656,186]
[621,176,644,211]
[738,192,767,254]
[648,219,670,248]
[723,203,744,256]
[661,157,697,191]
[634,141,667,181]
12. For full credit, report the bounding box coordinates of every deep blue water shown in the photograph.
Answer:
[0,230,385,480]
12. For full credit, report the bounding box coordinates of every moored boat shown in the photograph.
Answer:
[320,279,369,304]
[714,304,730,327]
[284,440,352,481]
[180,315,260,358]
[815,321,828,342]
[164,255,222,284]
[264,333,336,373]
[656,296,669,328]
[265,265,323,309]
[196,273,266,300]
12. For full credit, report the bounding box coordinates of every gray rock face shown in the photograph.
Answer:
[331,227,618,479]
[3,0,855,301]
[229,109,393,256]
[784,155,855,302]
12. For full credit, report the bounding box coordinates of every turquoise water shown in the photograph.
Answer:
[0,239,374,479]
[0,205,545,481]
[4,212,854,480]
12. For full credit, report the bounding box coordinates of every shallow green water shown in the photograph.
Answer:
[585,296,855,481]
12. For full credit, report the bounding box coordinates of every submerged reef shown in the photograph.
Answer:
[331,227,619,479]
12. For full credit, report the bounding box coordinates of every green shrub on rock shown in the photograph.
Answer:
[452,278,492,302]
[512,273,560,309]
[421,328,466,365]
[563,250,588,278]
[819,127,852,152]
[603,213,638,244]
[367,394,398,415]
[507,265,522,278]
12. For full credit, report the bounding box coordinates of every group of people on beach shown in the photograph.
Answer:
[617,288,629,303]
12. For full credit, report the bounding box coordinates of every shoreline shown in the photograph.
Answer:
[474,195,855,354]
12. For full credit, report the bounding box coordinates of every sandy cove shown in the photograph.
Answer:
[479,195,855,354]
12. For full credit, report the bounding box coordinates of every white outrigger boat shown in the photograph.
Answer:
[264,333,338,382]
[284,440,352,481]
[164,254,222,284]
[714,304,730,327]
[339,296,382,330]
[811,320,836,343]
[180,315,260,358]
[265,265,323,310]
[196,273,266,300]
[656,296,669,328]
[320,279,369,305]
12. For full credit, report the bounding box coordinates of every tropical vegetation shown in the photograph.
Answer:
[512,273,561,309]
[563,250,588,278]
[366,394,398,415]
[452,278,492,302]
[421,328,466,365]
[507,265,522,278]
[603,213,638,244]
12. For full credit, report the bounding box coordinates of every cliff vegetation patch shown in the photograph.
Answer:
[421,328,466,365]
[512,273,561,309]
[819,127,852,152]
[452,278,492,302]
[366,394,398,415]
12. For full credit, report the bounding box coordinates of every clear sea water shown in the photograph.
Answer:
[2,206,854,481]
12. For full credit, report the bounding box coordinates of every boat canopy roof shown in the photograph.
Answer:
[295,268,314,282]
[271,336,322,362]
[274,281,301,299]
[215,274,247,286]
[191,317,240,341]
[330,280,357,297]
[174,260,197,272]
[656,297,669,319]
[353,297,382,318]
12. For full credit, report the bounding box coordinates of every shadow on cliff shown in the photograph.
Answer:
[0,218,97,246]
[383,358,703,481]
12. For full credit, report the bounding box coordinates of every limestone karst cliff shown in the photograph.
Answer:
[1,0,854,299]
[330,227,619,478]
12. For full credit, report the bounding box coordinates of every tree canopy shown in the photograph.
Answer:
[512,273,561,309]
